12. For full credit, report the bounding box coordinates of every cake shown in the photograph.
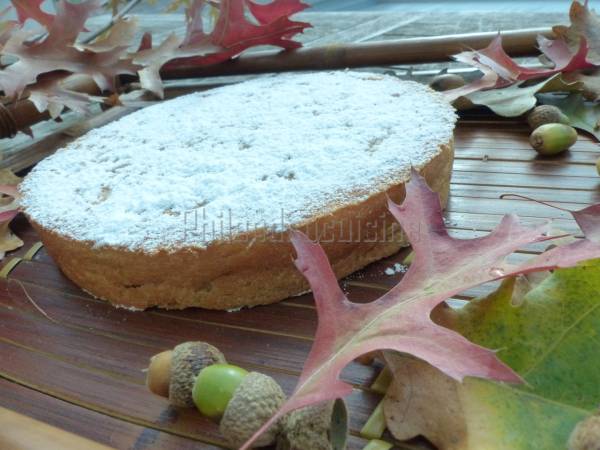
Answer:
[20,71,457,310]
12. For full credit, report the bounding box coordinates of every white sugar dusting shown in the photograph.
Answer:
[20,71,456,252]
[384,263,408,276]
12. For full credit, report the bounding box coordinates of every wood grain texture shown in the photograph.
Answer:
[0,405,115,450]
[1,117,597,449]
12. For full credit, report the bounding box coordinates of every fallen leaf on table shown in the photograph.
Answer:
[463,74,582,117]
[460,34,592,83]
[0,221,22,258]
[11,0,55,29]
[554,0,600,65]
[75,17,139,53]
[0,0,138,97]
[384,257,600,450]
[135,0,310,98]
[0,174,23,259]
[0,7,16,49]
[240,170,600,450]
[28,75,99,119]
[0,169,21,186]
[541,92,600,140]
[563,69,600,100]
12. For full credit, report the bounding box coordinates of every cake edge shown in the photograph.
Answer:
[24,139,454,311]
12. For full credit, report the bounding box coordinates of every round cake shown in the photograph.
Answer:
[20,71,457,310]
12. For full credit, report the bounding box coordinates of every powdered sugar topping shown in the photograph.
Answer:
[20,71,456,251]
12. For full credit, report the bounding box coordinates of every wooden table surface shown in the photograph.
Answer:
[2,117,598,450]
[1,10,599,450]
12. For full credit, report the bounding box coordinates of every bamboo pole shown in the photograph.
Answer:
[162,27,553,79]
[0,27,552,140]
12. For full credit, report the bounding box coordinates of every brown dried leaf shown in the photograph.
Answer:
[554,0,600,64]
[0,0,138,97]
[563,69,600,100]
[0,220,23,256]
[28,75,99,119]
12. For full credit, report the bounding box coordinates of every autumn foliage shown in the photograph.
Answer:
[0,0,310,116]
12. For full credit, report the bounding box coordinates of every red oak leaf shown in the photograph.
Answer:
[241,169,600,449]
[453,34,592,87]
[0,0,138,97]
[11,0,54,29]
[135,0,310,97]
[0,7,16,49]
[554,0,600,65]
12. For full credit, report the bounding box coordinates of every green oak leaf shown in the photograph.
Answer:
[383,262,600,450]
[541,92,600,141]
[463,74,583,117]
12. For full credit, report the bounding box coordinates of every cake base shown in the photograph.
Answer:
[28,142,453,310]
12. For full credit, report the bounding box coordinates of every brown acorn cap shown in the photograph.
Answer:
[168,342,226,407]
[219,372,286,448]
[568,412,600,450]
[276,399,348,450]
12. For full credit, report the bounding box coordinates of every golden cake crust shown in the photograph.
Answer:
[25,141,453,310]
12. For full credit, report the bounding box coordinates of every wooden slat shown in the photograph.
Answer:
[0,379,220,450]
[2,51,600,450]
[0,406,115,450]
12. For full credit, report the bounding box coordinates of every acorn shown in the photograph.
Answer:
[529,123,577,155]
[568,412,600,450]
[429,73,466,92]
[596,157,600,176]
[277,399,348,450]
[146,341,226,407]
[219,372,286,448]
[527,105,569,130]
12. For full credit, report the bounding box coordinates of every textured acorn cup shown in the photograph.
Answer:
[568,413,600,450]
[276,399,348,450]
[529,123,578,155]
[527,105,569,130]
[146,342,226,407]
[429,73,466,92]
[219,372,286,448]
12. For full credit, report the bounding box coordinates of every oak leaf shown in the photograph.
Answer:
[135,0,310,97]
[554,0,600,65]
[11,0,54,29]
[541,92,600,140]
[0,170,23,259]
[384,255,600,450]
[462,74,582,117]
[240,170,600,449]
[28,75,99,119]
[0,0,138,98]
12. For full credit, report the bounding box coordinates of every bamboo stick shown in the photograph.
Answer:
[162,27,553,79]
[0,27,552,140]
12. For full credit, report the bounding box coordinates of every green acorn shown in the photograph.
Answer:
[529,123,577,155]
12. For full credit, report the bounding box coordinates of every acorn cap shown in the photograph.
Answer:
[219,372,286,448]
[169,342,226,407]
[527,105,569,130]
[277,399,348,450]
[568,413,600,450]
